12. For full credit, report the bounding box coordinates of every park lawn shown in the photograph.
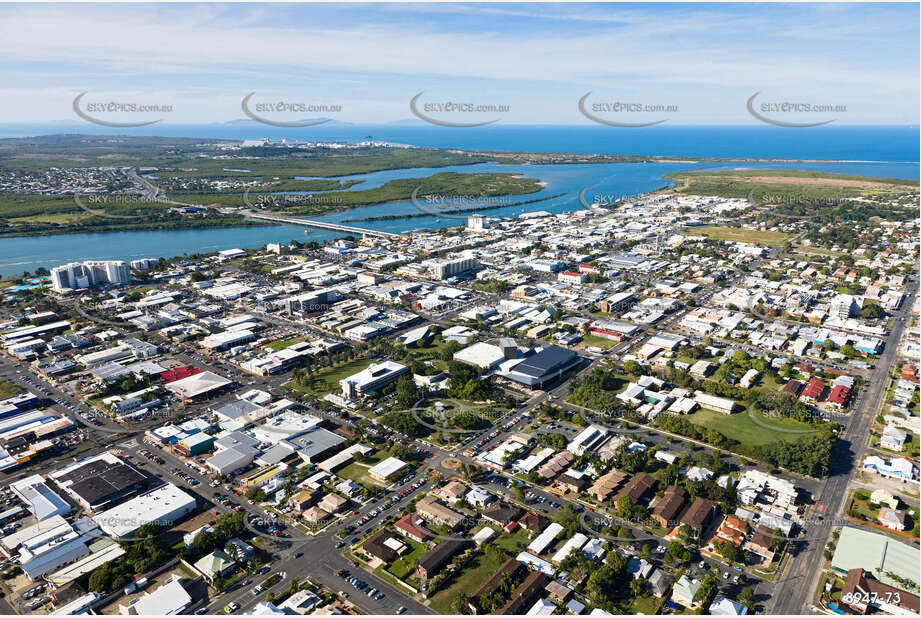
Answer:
[686,407,812,447]
[410,336,455,359]
[0,378,21,399]
[336,451,390,487]
[286,358,374,396]
[265,336,305,351]
[491,528,531,555]
[632,594,664,614]
[385,537,429,580]
[579,333,620,350]
[694,226,791,246]
[427,548,511,614]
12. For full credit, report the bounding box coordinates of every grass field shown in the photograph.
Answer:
[265,336,305,351]
[632,594,664,614]
[427,548,511,614]
[286,358,374,396]
[335,451,390,487]
[686,407,815,447]
[694,226,791,246]
[0,378,21,399]
[579,333,620,350]
[383,536,429,580]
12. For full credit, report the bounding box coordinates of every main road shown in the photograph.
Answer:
[769,276,918,615]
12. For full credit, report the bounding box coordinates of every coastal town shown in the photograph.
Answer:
[0,178,917,618]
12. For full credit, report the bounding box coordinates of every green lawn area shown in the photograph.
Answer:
[686,407,815,447]
[384,536,429,580]
[265,336,304,351]
[427,548,511,614]
[492,528,531,555]
[336,451,390,487]
[579,333,620,350]
[286,357,374,396]
[694,226,791,246]
[631,594,664,614]
[0,378,21,399]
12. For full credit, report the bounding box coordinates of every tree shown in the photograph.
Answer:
[450,592,469,614]
[738,587,755,612]
[88,565,112,592]
[395,376,421,408]
[623,360,644,376]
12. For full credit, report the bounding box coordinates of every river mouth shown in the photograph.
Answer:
[1,159,916,278]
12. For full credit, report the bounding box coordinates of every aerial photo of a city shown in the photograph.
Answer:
[0,2,917,617]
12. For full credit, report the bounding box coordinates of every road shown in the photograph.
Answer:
[769,276,918,615]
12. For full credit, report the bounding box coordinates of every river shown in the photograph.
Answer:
[1,159,917,277]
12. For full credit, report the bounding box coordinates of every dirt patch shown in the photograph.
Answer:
[440,457,462,471]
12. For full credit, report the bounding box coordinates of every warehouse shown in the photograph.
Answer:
[49,454,147,511]
[93,483,196,539]
[165,371,233,402]
[10,474,72,521]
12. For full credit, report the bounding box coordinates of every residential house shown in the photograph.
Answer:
[651,486,687,528]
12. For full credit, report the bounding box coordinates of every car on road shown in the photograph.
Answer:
[396,607,406,614]
[224,603,239,613]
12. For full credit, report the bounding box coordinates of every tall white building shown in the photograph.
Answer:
[427,254,478,280]
[50,260,130,293]
[467,214,487,232]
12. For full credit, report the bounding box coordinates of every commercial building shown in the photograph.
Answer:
[120,575,192,615]
[504,346,581,389]
[1,514,103,580]
[368,457,408,482]
[340,361,408,399]
[428,255,478,280]
[10,474,72,521]
[830,527,921,594]
[49,453,147,511]
[164,371,233,402]
[93,483,196,539]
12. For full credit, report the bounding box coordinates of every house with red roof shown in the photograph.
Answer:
[826,384,851,409]
[799,379,825,403]
[394,513,432,543]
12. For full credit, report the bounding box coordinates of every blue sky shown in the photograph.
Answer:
[0,2,917,125]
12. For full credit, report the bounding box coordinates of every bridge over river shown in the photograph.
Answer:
[242,211,403,239]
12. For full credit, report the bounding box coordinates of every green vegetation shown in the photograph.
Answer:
[684,408,808,447]
[0,378,21,399]
[428,545,513,614]
[383,537,429,579]
[287,357,374,396]
[265,336,305,351]
[694,226,791,246]
[665,169,918,201]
